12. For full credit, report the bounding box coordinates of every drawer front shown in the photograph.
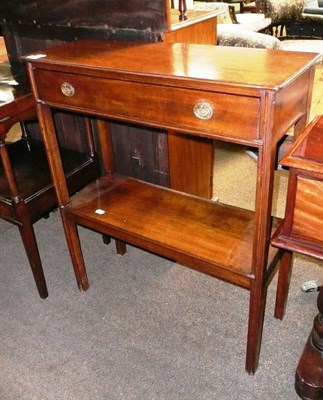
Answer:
[292,176,323,245]
[34,69,260,141]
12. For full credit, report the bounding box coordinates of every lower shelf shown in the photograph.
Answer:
[66,174,279,289]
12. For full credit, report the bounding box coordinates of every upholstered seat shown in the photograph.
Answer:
[217,25,282,48]
[235,13,272,31]
[194,2,281,49]
[256,0,323,38]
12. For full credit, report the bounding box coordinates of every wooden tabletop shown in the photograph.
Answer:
[24,40,320,94]
[169,7,222,30]
[280,115,323,175]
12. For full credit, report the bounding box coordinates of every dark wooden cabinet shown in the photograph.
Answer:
[0,1,168,76]
[0,0,220,197]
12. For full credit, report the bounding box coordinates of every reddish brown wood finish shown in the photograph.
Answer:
[25,41,319,373]
[165,10,217,43]
[0,62,101,298]
[0,63,49,299]
[271,115,323,399]
[272,115,323,319]
[157,4,219,199]
[168,131,214,197]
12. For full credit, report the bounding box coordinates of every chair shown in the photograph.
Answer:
[194,2,281,48]
[0,61,101,298]
[195,1,272,31]
[256,0,323,39]
[228,3,272,32]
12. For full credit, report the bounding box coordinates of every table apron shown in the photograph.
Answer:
[33,69,261,141]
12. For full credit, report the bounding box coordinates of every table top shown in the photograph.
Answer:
[281,115,323,175]
[24,40,320,95]
[169,7,222,30]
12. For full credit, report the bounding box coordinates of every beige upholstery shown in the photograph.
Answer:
[256,0,323,38]
[194,2,282,49]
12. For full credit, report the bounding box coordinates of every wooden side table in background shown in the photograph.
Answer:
[271,115,323,399]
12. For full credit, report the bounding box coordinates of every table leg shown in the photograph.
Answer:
[245,129,277,373]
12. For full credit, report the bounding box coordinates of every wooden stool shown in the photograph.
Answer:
[271,115,323,399]
[0,63,101,298]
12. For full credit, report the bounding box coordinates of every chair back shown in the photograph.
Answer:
[256,0,305,23]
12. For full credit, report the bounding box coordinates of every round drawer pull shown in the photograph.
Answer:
[61,82,75,97]
[193,101,213,121]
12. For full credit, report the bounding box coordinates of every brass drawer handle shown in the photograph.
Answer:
[61,82,75,97]
[193,101,213,120]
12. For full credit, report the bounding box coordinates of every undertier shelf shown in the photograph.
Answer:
[65,174,279,289]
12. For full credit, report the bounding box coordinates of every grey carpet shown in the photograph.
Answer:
[0,143,322,400]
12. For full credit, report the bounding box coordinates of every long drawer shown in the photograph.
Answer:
[33,69,261,142]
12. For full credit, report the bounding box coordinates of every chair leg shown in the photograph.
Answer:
[60,208,89,291]
[18,222,48,299]
[245,284,268,374]
[274,250,293,320]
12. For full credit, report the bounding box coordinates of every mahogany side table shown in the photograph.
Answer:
[271,115,323,399]
[24,41,319,373]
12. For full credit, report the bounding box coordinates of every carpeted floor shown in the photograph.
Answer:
[0,209,322,400]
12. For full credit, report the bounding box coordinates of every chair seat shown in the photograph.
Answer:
[194,2,271,32]
[237,14,272,31]
[0,138,94,201]
[0,137,99,224]
[217,25,282,48]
